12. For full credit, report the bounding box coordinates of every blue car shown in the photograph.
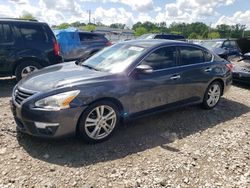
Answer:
[11,40,233,143]
[201,39,241,60]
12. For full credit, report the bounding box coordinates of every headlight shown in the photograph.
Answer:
[35,90,80,110]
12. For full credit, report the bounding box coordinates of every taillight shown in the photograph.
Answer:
[226,63,233,72]
[106,41,112,46]
[54,41,60,56]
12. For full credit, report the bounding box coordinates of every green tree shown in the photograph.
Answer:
[19,12,36,20]
[56,23,70,29]
[110,23,126,29]
[83,24,96,32]
[208,31,221,39]
[188,32,200,39]
[135,26,148,36]
[70,21,82,28]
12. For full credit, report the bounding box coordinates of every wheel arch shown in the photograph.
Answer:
[12,57,47,75]
[88,97,125,116]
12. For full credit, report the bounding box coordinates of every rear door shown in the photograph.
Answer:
[0,22,15,75]
[175,45,215,102]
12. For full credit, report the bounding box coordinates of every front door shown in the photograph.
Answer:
[127,46,183,114]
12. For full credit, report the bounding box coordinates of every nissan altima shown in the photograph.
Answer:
[11,40,233,143]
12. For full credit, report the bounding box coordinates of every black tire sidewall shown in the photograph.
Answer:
[202,81,222,109]
[15,61,42,81]
[77,100,120,144]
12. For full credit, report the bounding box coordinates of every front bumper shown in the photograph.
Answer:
[10,100,86,138]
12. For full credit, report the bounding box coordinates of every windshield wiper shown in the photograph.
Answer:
[81,64,100,71]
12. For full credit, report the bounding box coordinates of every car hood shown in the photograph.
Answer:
[18,62,112,92]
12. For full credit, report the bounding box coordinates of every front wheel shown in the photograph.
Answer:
[77,101,120,143]
[202,81,222,109]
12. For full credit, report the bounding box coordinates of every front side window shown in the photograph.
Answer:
[141,47,177,70]
[179,46,204,65]
[204,51,213,62]
[0,24,13,44]
[18,24,47,42]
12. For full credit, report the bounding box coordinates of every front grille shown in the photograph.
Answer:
[14,87,35,105]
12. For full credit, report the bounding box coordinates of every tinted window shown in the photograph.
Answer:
[179,47,204,65]
[204,51,213,62]
[79,33,104,41]
[0,24,13,43]
[18,24,47,42]
[230,41,237,49]
[223,41,230,48]
[141,47,177,70]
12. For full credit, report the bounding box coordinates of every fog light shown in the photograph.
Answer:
[35,122,59,129]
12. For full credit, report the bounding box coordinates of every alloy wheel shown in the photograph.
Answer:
[21,66,38,78]
[206,83,221,107]
[84,105,117,140]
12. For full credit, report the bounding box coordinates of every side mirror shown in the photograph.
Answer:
[135,64,153,74]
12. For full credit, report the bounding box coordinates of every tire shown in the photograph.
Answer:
[202,81,222,109]
[77,100,120,143]
[15,61,42,81]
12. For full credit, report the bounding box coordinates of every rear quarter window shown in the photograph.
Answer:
[17,24,48,43]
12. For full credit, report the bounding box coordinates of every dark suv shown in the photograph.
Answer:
[0,18,62,81]
[138,33,186,41]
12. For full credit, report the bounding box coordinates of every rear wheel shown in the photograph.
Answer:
[77,100,120,143]
[15,61,42,81]
[202,81,222,109]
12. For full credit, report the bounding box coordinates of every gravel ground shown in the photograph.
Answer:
[0,77,249,188]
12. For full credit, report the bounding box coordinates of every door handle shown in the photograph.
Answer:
[170,75,181,80]
[204,67,212,72]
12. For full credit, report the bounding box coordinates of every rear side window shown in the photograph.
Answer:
[17,24,47,42]
[179,46,204,65]
[141,46,177,70]
[79,33,105,41]
[0,24,14,43]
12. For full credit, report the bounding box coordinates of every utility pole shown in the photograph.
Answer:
[88,10,91,24]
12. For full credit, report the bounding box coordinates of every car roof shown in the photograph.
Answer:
[120,39,200,49]
[203,39,237,42]
[0,18,46,24]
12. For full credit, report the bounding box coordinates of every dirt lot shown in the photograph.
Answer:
[0,77,249,188]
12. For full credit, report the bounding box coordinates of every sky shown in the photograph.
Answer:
[0,0,250,28]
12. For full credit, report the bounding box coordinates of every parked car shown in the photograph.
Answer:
[138,33,186,41]
[54,29,112,62]
[200,39,241,60]
[0,18,62,81]
[232,52,250,84]
[11,40,232,143]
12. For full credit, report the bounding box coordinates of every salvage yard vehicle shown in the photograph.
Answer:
[11,40,232,143]
[232,52,250,84]
[0,18,62,81]
[54,29,112,62]
[138,33,186,41]
[200,39,241,60]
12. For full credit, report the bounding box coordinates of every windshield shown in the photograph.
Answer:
[201,41,223,49]
[81,43,146,73]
